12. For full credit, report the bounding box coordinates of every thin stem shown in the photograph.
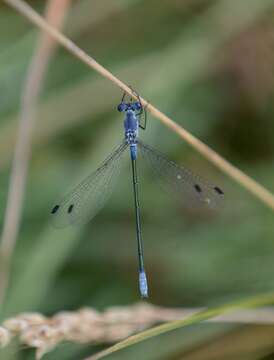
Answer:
[86,291,274,360]
[0,0,71,306]
[2,303,274,357]
[4,0,274,211]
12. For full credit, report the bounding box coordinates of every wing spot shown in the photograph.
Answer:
[194,184,202,193]
[177,174,182,180]
[51,205,60,214]
[68,204,74,213]
[214,186,224,195]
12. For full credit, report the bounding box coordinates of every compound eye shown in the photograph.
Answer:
[117,103,127,112]
[133,102,142,111]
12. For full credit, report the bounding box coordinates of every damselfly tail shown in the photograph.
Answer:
[139,270,148,298]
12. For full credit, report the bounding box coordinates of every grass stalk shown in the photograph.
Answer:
[0,0,71,306]
[87,292,274,359]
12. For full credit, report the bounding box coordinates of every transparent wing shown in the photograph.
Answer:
[51,141,128,228]
[138,140,224,209]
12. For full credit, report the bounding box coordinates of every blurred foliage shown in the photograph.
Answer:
[1,0,274,359]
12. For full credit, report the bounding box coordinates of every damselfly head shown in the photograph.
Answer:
[131,101,142,111]
[117,101,142,112]
[117,102,127,112]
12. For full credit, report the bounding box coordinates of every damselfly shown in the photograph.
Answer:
[51,92,224,298]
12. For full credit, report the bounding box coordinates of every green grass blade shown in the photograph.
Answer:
[88,292,274,360]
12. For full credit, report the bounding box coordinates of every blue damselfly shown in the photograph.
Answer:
[51,92,224,298]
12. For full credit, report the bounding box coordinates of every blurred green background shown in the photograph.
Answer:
[1,0,274,359]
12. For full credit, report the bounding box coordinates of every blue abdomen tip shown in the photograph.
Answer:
[139,271,148,298]
[130,144,137,160]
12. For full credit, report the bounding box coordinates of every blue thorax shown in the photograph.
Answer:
[124,110,138,160]
[124,110,139,141]
[118,101,142,160]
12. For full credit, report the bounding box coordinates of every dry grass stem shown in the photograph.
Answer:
[1,302,274,359]
[0,0,71,305]
[87,293,274,360]
[4,0,274,211]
